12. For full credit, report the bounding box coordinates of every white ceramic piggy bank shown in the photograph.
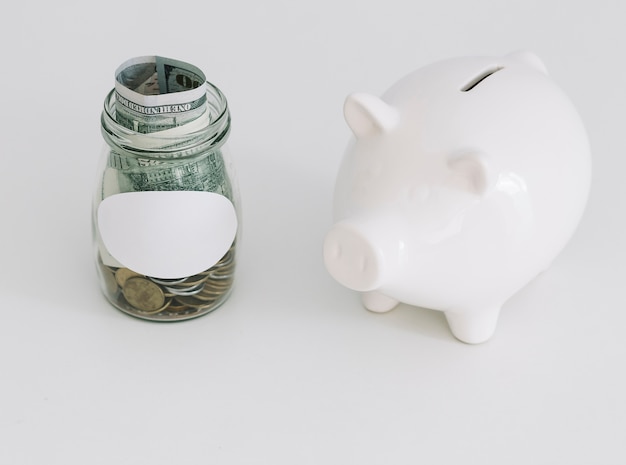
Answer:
[323,51,591,344]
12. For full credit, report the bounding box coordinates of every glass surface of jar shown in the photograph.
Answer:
[93,81,241,321]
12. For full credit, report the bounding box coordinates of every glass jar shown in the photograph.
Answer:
[93,81,240,321]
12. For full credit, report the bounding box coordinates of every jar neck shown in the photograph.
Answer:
[100,81,230,159]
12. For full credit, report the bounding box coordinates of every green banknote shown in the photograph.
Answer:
[102,56,231,199]
[114,55,207,134]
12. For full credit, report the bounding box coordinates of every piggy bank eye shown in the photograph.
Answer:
[447,154,491,196]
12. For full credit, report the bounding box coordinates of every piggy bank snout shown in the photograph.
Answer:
[323,222,384,292]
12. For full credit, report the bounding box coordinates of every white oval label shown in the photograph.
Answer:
[97,191,237,279]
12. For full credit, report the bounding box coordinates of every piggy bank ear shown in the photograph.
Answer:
[503,50,549,75]
[344,93,399,138]
[447,153,491,196]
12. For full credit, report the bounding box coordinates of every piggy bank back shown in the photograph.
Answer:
[323,51,591,344]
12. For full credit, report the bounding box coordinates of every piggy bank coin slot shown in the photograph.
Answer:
[460,65,504,92]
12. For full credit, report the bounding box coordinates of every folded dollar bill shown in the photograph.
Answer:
[114,56,208,134]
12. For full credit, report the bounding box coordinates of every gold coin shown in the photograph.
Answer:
[115,268,143,288]
[202,287,230,297]
[122,277,165,312]
[175,294,214,309]
[205,278,233,287]
[166,301,190,312]
[137,298,173,315]
[189,291,220,302]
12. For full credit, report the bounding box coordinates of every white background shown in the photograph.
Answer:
[1,1,624,464]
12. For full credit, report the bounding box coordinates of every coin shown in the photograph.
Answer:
[115,268,143,288]
[177,274,210,287]
[188,291,219,302]
[166,301,191,312]
[206,277,233,287]
[137,297,173,315]
[164,282,205,296]
[122,276,165,312]
[175,294,214,308]
[149,276,187,285]
[100,242,236,320]
[208,273,232,281]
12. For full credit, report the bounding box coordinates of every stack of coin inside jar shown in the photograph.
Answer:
[97,242,235,321]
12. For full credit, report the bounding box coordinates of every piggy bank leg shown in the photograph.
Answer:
[362,291,399,313]
[444,306,501,344]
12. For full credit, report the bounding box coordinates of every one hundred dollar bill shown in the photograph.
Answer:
[114,55,208,134]
[101,149,233,198]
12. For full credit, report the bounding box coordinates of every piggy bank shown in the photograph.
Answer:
[323,51,591,344]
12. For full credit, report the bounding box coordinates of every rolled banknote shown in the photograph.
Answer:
[114,55,208,134]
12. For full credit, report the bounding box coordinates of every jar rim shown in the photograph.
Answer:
[101,81,230,158]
